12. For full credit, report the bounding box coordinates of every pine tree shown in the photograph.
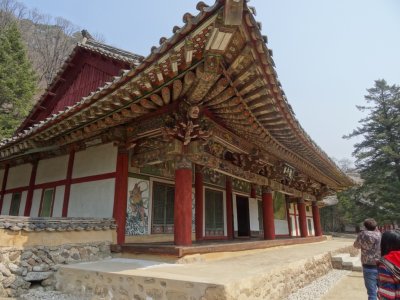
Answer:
[0,21,36,138]
[345,80,400,223]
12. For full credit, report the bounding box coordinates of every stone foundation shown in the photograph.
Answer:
[0,242,111,297]
[0,217,116,297]
[56,244,357,300]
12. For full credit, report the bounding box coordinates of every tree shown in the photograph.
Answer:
[0,21,36,138]
[344,79,400,223]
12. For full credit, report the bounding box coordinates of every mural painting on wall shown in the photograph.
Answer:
[273,191,286,220]
[125,178,150,235]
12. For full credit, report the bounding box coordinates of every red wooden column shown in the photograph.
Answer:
[250,184,257,198]
[0,164,9,213]
[62,150,75,217]
[286,198,292,236]
[297,198,308,237]
[225,176,234,240]
[24,161,38,216]
[312,201,322,236]
[194,165,203,241]
[113,149,129,245]
[262,187,275,240]
[174,157,193,246]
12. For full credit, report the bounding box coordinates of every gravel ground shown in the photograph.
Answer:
[286,269,351,300]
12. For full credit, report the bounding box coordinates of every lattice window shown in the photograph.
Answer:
[152,182,174,234]
[9,193,21,216]
[205,189,224,236]
[258,200,264,231]
[39,188,54,217]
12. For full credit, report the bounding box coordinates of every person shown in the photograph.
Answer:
[354,218,382,300]
[377,229,400,300]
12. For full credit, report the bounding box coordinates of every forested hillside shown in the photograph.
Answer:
[0,0,104,138]
[0,0,102,92]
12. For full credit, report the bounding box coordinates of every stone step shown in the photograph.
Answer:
[331,253,362,272]
[342,257,360,270]
[331,253,350,262]
[352,259,362,272]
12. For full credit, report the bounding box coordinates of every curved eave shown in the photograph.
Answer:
[0,0,352,190]
[240,7,352,188]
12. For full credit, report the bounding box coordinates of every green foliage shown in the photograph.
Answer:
[0,21,36,138]
[343,79,400,224]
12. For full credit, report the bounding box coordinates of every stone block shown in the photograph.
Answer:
[33,264,50,272]
[8,262,25,276]
[2,275,16,288]
[0,263,11,277]
[24,271,53,281]
[8,251,21,262]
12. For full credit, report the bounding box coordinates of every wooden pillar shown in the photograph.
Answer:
[226,176,234,240]
[286,198,292,236]
[195,165,203,241]
[24,161,38,216]
[297,198,308,237]
[62,150,75,217]
[0,164,9,213]
[174,157,192,246]
[312,201,322,236]
[250,184,257,198]
[113,149,129,245]
[262,187,275,240]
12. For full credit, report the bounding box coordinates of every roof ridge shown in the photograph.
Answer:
[82,39,144,62]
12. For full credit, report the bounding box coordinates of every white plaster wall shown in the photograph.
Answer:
[233,194,238,231]
[0,169,4,192]
[72,143,117,178]
[52,186,65,217]
[1,194,11,215]
[18,191,28,216]
[6,164,32,189]
[249,197,259,231]
[290,215,297,236]
[30,189,42,217]
[36,155,69,184]
[68,178,115,217]
[275,219,289,235]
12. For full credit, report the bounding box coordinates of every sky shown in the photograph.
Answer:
[20,0,400,163]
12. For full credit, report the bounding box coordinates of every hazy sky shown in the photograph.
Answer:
[21,0,400,162]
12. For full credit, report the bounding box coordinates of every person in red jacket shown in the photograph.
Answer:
[378,229,400,300]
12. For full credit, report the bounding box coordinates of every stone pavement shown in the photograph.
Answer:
[56,237,355,299]
[322,271,366,300]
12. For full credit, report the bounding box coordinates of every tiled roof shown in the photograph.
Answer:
[14,37,144,134]
[80,39,144,66]
[0,0,352,189]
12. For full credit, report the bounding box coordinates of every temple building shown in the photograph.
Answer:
[0,0,352,248]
